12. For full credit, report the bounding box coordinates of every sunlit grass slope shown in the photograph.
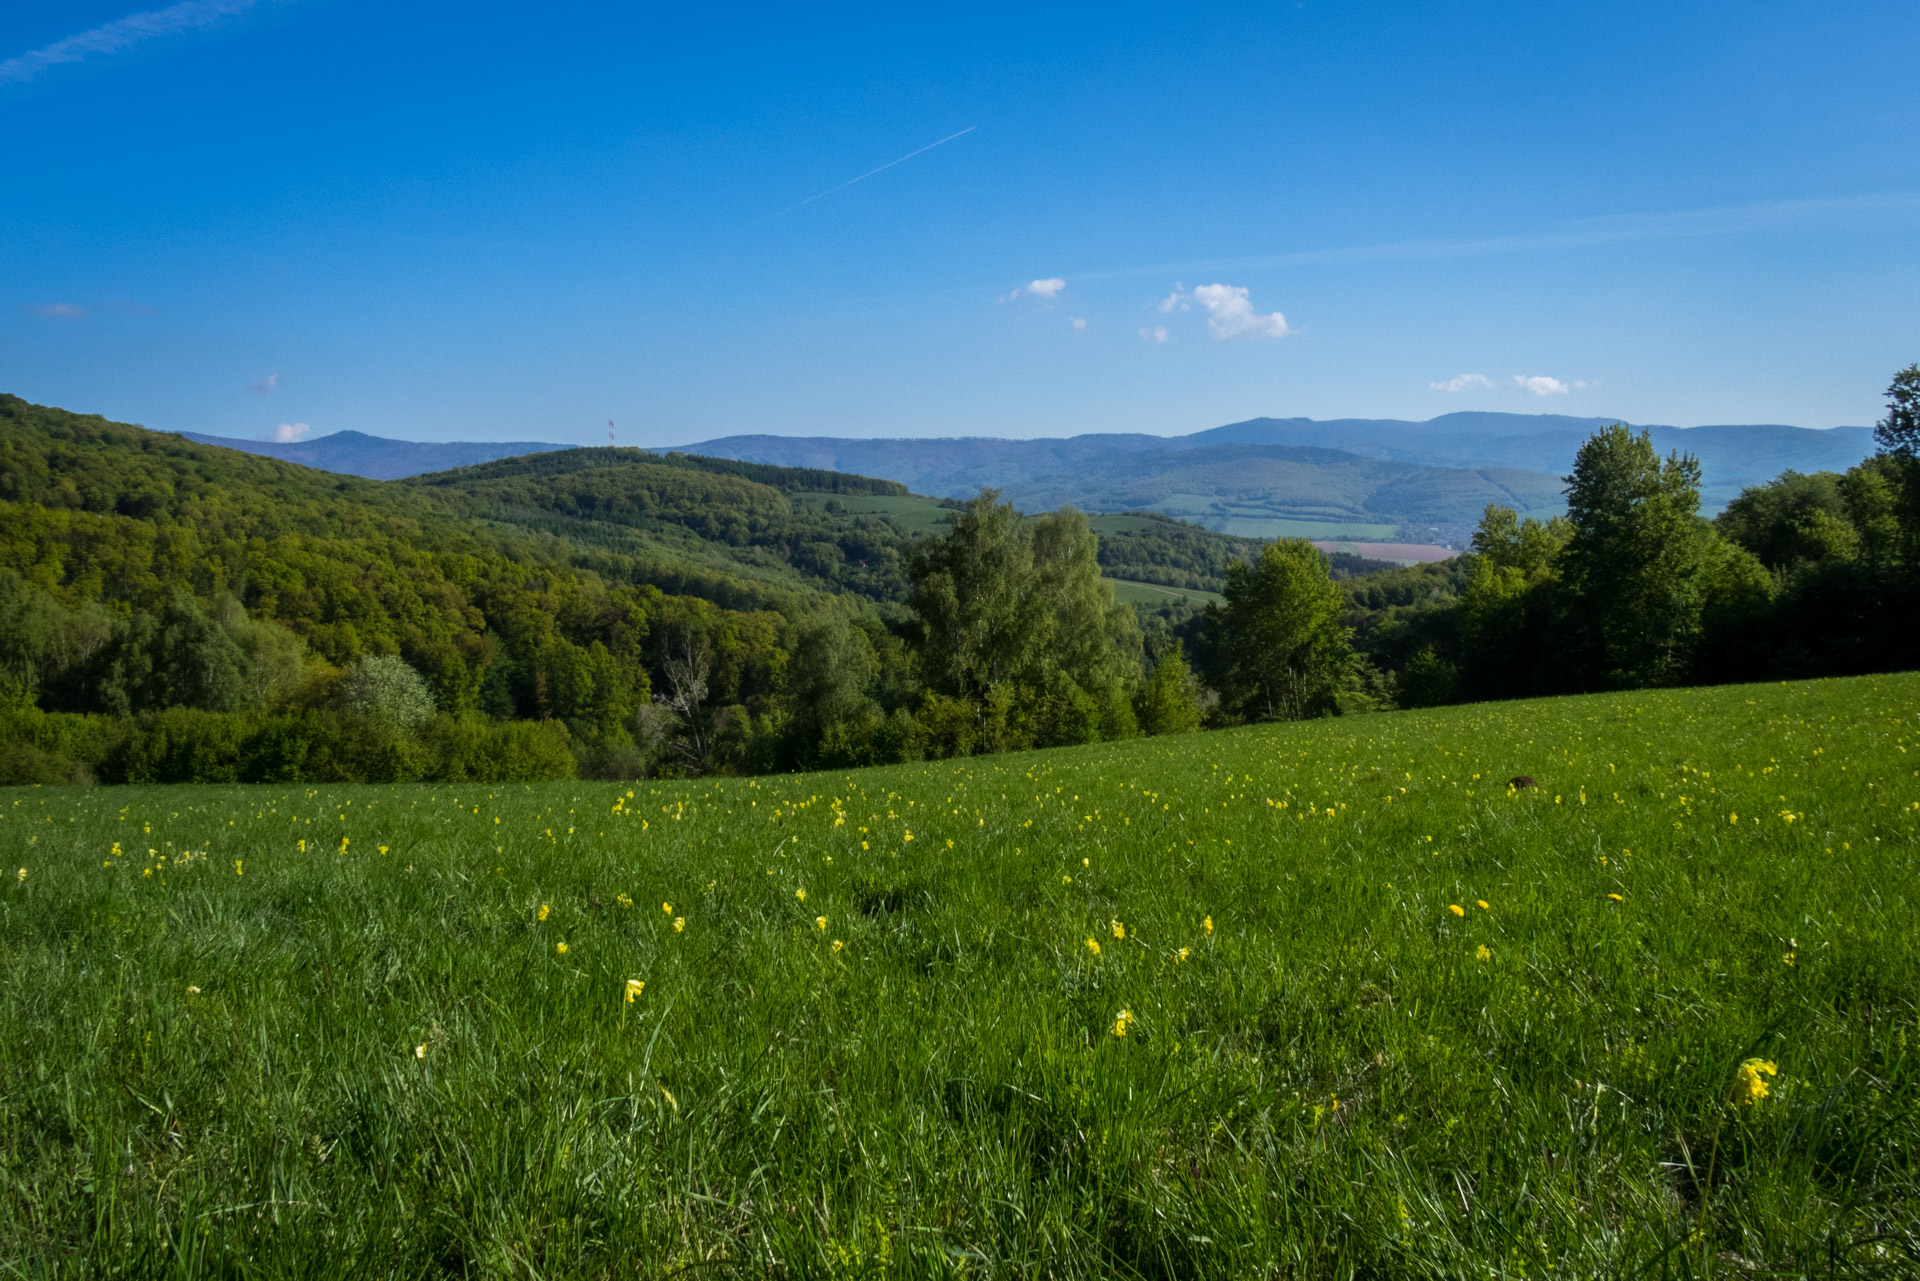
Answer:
[4,674,1918,1276]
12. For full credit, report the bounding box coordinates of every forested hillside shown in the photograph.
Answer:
[0,396,1231,784]
[4,366,1916,790]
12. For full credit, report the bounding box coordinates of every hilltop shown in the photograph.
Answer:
[176,412,1874,550]
[685,412,1875,545]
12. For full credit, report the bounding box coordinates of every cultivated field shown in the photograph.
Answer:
[3,674,1917,1276]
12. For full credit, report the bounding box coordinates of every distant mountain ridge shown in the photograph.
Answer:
[680,413,1875,543]
[175,412,1877,547]
[178,430,565,480]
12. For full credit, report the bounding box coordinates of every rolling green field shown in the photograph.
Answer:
[790,491,958,536]
[1102,577,1227,608]
[4,674,1918,1276]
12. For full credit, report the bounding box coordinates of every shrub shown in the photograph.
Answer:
[335,656,437,729]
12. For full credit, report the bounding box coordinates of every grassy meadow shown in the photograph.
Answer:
[3,673,1918,1276]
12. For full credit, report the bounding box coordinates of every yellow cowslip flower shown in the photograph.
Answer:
[624,978,645,1004]
[662,902,673,914]
[832,940,844,953]
[1607,893,1624,902]
[1475,944,1492,962]
[538,904,550,921]
[339,837,349,853]
[234,860,243,876]
[616,893,633,908]
[1203,915,1213,936]
[815,916,827,932]
[1730,813,1739,824]
[673,917,685,932]
[1113,1009,1133,1038]
[1176,947,1191,963]
[1085,937,1101,955]
[1111,920,1125,940]
[378,845,388,856]
[15,867,24,883]
[297,839,305,853]
[1082,857,1090,868]
[796,888,806,902]
[1063,875,1072,884]
[1737,1058,1777,1103]
[1476,899,1490,910]
[415,1044,427,1060]
[185,985,201,998]
[556,942,568,954]
[1448,904,1465,917]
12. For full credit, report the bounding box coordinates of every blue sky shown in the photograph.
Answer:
[2,1,1917,447]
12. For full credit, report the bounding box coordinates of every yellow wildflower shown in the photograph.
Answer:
[1737,1058,1777,1103]
[1085,937,1101,955]
[1448,904,1465,917]
[624,978,645,1003]
[1176,946,1191,963]
[1203,915,1213,936]
[1113,1009,1133,1037]
[1111,920,1125,940]
[1607,893,1624,902]
[832,940,844,953]
[15,867,25,883]
[1475,944,1491,962]
[1476,899,1490,910]
[662,902,672,914]
[556,941,568,954]
[538,904,550,920]
[234,860,243,876]
[415,1044,427,1060]
[815,915,827,931]
[674,917,685,932]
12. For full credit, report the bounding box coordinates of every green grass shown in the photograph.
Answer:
[1103,577,1226,607]
[1209,516,1401,541]
[4,674,1918,1276]
[791,491,957,536]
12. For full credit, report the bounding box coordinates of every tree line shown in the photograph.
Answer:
[2,368,1916,785]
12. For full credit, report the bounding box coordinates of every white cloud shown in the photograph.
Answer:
[1512,375,1571,396]
[0,0,263,87]
[1138,325,1169,344]
[1160,283,1292,339]
[1001,277,1066,303]
[26,303,85,319]
[1071,317,1086,331]
[1193,283,1291,339]
[272,422,311,443]
[248,372,279,393]
[1430,373,1493,392]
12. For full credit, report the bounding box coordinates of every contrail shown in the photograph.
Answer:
[1070,192,1920,284]
[0,0,264,87]
[781,125,977,214]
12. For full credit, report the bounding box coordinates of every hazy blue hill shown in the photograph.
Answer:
[170,411,1877,549]
[178,429,565,479]
[1182,416,1876,499]
[683,413,1875,543]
